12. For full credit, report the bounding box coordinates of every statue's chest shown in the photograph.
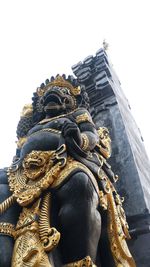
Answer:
[21,117,73,156]
[42,117,72,131]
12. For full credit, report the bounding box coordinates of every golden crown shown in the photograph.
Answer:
[37,75,81,97]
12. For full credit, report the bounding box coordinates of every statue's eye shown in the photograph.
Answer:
[61,88,70,94]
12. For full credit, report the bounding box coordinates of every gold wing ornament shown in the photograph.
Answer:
[97,127,136,267]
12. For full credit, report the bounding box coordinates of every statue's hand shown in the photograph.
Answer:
[62,121,82,146]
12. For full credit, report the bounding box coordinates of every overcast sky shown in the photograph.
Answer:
[0,0,150,167]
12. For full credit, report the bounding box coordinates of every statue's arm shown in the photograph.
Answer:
[72,108,98,151]
[79,122,99,151]
[62,108,99,151]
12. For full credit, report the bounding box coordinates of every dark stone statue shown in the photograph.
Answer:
[0,74,136,267]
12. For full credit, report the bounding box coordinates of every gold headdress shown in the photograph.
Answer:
[37,75,81,97]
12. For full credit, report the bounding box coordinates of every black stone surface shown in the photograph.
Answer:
[72,48,150,267]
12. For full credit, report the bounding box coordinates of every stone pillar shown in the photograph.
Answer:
[72,48,150,266]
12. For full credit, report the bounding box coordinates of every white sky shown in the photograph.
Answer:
[0,0,150,167]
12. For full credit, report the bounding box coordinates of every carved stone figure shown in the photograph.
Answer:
[0,75,136,267]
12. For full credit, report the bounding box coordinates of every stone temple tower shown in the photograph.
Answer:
[72,48,150,267]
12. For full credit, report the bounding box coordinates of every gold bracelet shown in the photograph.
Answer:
[81,133,89,151]
[0,222,15,238]
[76,113,93,124]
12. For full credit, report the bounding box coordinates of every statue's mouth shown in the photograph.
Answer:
[44,93,64,111]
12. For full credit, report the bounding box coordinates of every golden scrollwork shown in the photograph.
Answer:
[98,168,112,194]
[12,227,52,267]
[107,191,136,267]
[0,222,15,238]
[8,161,61,206]
[8,147,67,206]
[63,256,96,267]
[97,166,135,266]
[39,192,60,252]
[0,194,16,215]
[14,199,40,239]
[23,150,55,180]
[97,127,111,159]
[11,194,61,266]
[99,190,108,210]
[8,151,99,206]
[76,113,93,124]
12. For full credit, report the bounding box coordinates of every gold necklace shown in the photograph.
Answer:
[38,108,79,125]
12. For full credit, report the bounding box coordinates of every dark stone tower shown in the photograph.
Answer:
[72,48,150,267]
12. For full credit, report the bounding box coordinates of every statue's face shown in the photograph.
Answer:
[43,86,76,116]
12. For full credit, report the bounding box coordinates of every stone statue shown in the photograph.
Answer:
[0,74,136,267]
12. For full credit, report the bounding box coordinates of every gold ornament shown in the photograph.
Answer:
[63,256,96,267]
[99,190,108,210]
[8,147,67,206]
[76,113,93,124]
[0,222,15,238]
[97,127,111,159]
[12,200,52,267]
[107,191,136,267]
[39,192,60,252]
[38,108,79,125]
[37,75,81,97]
[81,133,90,151]
[0,194,16,215]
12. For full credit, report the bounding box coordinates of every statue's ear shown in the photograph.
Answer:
[39,97,44,109]
[32,97,45,124]
[76,94,82,106]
